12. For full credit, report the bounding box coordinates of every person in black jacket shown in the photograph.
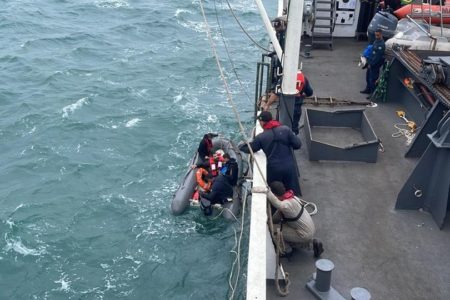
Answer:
[197,133,218,161]
[221,153,239,186]
[200,173,233,210]
[239,111,302,196]
[361,29,385,97]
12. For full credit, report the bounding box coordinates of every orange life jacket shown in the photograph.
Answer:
[296,71,305,95]
[209,155,224,176]
[196,168,211,191]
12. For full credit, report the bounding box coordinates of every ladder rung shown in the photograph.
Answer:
[314,25,333,28]
[316,16,333,20]
[313,40,333,44]
[316,8,333,11]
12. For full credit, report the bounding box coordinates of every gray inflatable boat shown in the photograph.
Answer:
[171,137,243,221]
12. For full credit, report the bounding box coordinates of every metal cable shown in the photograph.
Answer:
[223,0,272,52]
[213,0,253,104]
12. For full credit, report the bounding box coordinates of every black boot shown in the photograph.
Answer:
[313,239,324,258]
[360,89,371,94]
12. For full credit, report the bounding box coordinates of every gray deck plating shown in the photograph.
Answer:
[266,38,450,300]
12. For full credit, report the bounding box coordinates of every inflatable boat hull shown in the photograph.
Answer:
[171,137,243,221]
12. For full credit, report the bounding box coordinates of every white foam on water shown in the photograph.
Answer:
[95,0,129,8]
[62,97,89,118]
[54,274,71,292]
[206,114,218,123]
[174,9,193,18]
[13,203,25,212]
[125,118,140,128]
[173,92,183,103]
[6,219,15,229]
[4,238,46,256]
[118,194,136,204]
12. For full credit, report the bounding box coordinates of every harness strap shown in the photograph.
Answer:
[280,204,304,232]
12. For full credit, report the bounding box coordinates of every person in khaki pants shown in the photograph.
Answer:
[253,181,323,257]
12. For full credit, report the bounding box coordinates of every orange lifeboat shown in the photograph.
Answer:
[394,4,450,24]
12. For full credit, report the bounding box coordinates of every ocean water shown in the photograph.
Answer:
[0,0,274,298]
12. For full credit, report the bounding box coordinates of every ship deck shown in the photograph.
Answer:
[266,38,450,300]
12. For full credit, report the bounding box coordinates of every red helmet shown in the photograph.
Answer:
[296,71,305,94]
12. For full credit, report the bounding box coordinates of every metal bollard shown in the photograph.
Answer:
[350,287,371,300]
[303,44,312,58]
[306,259,345,300]
[315,259,335,292]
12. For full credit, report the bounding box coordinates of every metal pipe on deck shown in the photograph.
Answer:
[254,0,283,59]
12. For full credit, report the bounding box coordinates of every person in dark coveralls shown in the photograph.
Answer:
[200,174,233,215]
[360,29,385,97]
[261,71,313,135]
[239,111,302,196]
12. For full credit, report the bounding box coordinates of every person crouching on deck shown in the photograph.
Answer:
[254,181,324,257]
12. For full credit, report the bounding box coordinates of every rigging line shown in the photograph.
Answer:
[198,0,269,188]
[223,0,272,52]
[229,184,248,299]
[213,0,253,104]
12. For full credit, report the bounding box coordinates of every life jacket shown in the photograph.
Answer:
[209,155,224,176]
[295,71,306,95]
[196,168,211,191]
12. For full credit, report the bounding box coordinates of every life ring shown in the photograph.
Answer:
[196,168,211,191]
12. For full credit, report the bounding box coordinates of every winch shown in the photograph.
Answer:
[421,56,450,87]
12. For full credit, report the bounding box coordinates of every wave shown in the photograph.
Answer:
[62,97,89,118]
[125,118,141,128]
[95,0,129,9]
[3,238,46,257]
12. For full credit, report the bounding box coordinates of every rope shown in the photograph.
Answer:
[267,201,291,296]
[392,123,417,145]
[228,184,248,300]
[222,0,271,52]
[198,2,312,297]
[198,0,268,188]
[213,0,253,105]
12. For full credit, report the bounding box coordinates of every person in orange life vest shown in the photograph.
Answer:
[252,181,324,257]
[192,149,225,176]
[196,168,212,192]
[221,153,238,186]
[191,169,213,201]
[261,71,313,135]
[239,111,302,196]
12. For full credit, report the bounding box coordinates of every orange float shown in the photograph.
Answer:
[394,4,450,24]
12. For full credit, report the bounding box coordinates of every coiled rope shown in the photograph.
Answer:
[392,123,417,146]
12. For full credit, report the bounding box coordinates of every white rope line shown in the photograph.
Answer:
[198,0,268,188]
[392,123,417,146]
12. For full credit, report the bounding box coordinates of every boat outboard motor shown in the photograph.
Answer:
[200,197,212,216]
[367,10,398,43]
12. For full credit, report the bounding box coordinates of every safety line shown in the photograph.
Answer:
[213,0,253,104]
[223,0,271,52]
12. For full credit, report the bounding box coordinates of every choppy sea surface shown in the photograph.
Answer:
[0,0,274,298]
